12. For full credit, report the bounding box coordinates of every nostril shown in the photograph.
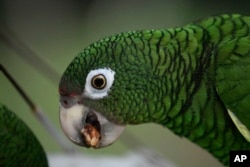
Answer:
[60,97,73,108]
[60,94,81,108]
[63,100,68,105]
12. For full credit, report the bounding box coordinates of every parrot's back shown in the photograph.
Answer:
[172,14,250,166]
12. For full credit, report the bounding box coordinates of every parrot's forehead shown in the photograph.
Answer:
[59,74,84,96]
[59,53,91,96]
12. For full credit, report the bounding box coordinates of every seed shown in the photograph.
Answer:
[81,124,101,148]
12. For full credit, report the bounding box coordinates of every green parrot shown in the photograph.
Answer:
[0,104,48,167]
[59,14,250,166]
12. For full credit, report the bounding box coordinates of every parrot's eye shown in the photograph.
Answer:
[91,74,106,90]
[84,68,115,99]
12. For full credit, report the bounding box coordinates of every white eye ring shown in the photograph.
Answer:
[84,68,115,99]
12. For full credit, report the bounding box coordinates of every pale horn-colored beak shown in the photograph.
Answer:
[59,102,126,148]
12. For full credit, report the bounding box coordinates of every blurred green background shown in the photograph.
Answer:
[0,0,249,167]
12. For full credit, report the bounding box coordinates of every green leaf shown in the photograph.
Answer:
[0,104,48,167]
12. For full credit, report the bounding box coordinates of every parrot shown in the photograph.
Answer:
[0,104,48,167]
[58,14,250,166]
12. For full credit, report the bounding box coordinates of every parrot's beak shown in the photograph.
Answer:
[59,102,125,148]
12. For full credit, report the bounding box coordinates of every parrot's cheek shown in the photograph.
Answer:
[59,103,126,148]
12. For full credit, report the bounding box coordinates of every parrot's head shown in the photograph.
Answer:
[59,31,165,148]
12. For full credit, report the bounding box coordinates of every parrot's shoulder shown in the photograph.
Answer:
[213,14,250,142]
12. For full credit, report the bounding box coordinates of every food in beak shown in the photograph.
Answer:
[81,110,101,148]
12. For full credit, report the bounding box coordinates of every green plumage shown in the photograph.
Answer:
[60,14,250,166]
[0,104,48,167]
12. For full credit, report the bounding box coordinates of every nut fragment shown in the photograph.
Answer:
[81,124,101,148]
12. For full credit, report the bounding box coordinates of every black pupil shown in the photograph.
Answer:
[93,75,105,89]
